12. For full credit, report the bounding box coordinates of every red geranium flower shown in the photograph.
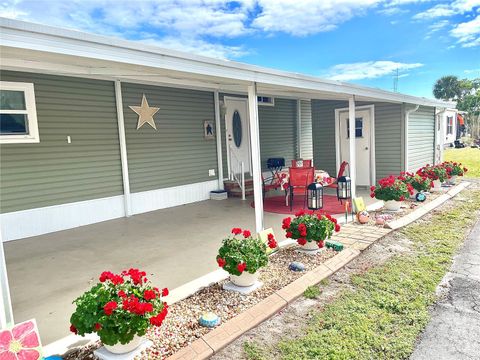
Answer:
[103,301,118,316]
[297,238,307,246]
[267,233,275,240]
[162,288,169,297]
[243,229,251,238]
[318,241,325,248]
[286,231,293,238]
[335,224,341,232]
[217,257,226,267]
[237,262,247,273]
[94,323,102,331]
[69,324,77,334]
[231,227,242,235]
[282,217,292,229]
[144,290,156,300]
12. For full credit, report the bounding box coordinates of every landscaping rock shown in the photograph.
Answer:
[288,262,306,272]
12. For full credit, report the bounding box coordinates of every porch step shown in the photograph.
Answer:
[229,186,255,198]
[224,179,253,193]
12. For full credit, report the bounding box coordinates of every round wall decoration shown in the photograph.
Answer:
[232,110,242,148]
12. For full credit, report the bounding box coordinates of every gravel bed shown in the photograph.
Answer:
[64,246,337,360]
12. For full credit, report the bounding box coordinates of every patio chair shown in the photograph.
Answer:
[288,167,314,211]
[291,159,312,168]
[262,173,283,199]
[325,161,349,189]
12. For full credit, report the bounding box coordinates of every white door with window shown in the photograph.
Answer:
[224,97,251,175]
[337,108,373,186]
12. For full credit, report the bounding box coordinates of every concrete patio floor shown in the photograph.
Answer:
[4,188,375,345]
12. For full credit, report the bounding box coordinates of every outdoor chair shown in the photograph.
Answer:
[288,167,314,211]
[325,161,349,189]
[262,173,283,199]
[291,159,312,168]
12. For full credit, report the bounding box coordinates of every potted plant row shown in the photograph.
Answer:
[416,164,449,192]
[69,268,168,354]
[282,209,340,250]
[443,161,468,184]
[216,228,277,287]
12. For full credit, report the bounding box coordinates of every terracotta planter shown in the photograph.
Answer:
[384,200,401,211]
[104,335,142,354]
[431,179,442,192]
[230,271,258,287]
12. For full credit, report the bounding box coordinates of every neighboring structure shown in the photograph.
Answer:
[0,18,455,243]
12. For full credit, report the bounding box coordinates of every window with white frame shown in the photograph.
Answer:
[446,116,453,135]
[0,82,39,144]
[257,96,274,106]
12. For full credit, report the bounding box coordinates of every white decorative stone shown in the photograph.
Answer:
[223,280,263,294]
[94,339,152,360]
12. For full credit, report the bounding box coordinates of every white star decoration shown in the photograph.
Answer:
[129,94,160,130]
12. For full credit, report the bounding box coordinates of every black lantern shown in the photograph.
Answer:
[337,176,351,202]
[307,182,323,210]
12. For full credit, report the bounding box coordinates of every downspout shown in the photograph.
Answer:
[404,104,419,172]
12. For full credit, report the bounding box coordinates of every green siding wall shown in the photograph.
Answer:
[121,83,217,193]
[312,100,403,182]
[0,71,123,213]
[408,105,435,172]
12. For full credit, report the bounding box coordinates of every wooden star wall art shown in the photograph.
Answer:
[129,94,160,130]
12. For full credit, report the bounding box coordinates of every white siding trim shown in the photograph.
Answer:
[130,180,218,215]
[0,195,125,242]
[1,181,219,241]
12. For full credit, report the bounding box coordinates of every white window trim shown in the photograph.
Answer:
[257,96,274,106]
[0,81,39,144]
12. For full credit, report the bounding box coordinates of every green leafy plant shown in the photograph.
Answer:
[442,161,468,177]
[69,268,168,345]
[402,172,432,192]
[304,286,321,299]
[417,164,449,183]
[216,228,276,276]
[282,210,339,247]
[370,175,413,202]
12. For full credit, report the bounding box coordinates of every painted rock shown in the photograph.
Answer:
[416,192,426,202]
[199,312,221,328]
[289,262,306,272]
[356,210,370,224]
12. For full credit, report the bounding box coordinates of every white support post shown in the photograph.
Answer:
[114,80,132,216]
[247,83,264,234]
[0,231,14,328]
[296,99,302,158]
[348,96,357,198]
[214,91,224,189]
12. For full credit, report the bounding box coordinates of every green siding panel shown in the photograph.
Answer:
[0,71,123,213]
[312,100,403,182]
[121,83,217,193]
[408,106,435,171]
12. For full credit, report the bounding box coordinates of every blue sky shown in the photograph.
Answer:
[1,0,479,98]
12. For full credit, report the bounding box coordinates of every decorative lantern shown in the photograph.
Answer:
[307,182,323,210]
[337,176,351,202]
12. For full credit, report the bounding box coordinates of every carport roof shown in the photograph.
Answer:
[0,17,456,108]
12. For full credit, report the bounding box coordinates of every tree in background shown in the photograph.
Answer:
[433,76,480,139]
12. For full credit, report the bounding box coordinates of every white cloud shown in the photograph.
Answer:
[325,61,423,81]
[414,0,480,19]
[252,0,382,36]
[450,14,480,47]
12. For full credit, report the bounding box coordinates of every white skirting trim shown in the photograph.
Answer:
[1,180,220,242]
[0,195,125,242]
[130,180,219,215]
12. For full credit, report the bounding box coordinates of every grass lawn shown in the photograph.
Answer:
[444,147,480,178]
[277,190,480,359]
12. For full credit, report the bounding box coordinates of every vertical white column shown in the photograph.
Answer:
[214,91,224,189]
[296,99,302,158]
[247,83,264,233]
[0,232,14,328]
[348,96,357,198]
[114,80,132,216]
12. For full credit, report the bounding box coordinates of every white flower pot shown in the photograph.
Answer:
[384,200,401,211]
[301,240,322,251]
[230,271,258,287]
[104,335,142,354]
[448,175,457,185]
[431,179,442,192]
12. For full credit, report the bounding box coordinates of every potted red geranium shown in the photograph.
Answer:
[216,228,276,287]
[370,175,413,211]
[417,164,449,192]
[443,161,468,184]
[282,210,340,251]
[402,172,432,198]
[69,268,168,354]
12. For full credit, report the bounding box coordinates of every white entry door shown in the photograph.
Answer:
[338,109,372,186]
[224,97,251,175]
[434,113,444,164]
